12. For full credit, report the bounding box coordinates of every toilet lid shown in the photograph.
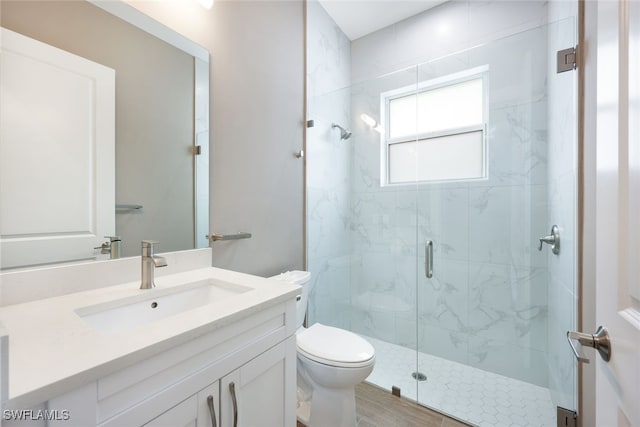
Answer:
[297,323,375,368]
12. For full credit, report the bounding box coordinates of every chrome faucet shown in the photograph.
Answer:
[140,240,167,289]
[94,236,122,259]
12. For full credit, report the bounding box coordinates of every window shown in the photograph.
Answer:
[381,66,488,185]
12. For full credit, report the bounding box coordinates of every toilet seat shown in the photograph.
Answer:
[297,323,375,368]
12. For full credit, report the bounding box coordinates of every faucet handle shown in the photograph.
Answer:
[94,241,111,253]
[95,237,122,259]
[141,240,160,257]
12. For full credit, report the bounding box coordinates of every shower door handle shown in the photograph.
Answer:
[425,240,433,278]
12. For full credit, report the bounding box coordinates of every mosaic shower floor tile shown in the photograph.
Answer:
[363,336,557,427]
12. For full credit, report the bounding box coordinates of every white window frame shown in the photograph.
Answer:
[379,65,490,187]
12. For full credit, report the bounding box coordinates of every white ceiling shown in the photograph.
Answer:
[318,0,448,41]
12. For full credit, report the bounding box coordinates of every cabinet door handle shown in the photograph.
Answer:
[229,382,238,427]
[206,395,217,427]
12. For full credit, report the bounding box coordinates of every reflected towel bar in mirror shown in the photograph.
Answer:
[116,204,143,212]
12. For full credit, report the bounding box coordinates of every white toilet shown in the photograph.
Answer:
[273,271,375,427]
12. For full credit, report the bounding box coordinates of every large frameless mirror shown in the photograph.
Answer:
[0,0,210,269]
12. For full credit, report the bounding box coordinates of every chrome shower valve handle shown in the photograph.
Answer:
[538,225,560,254]
[538,236,555,250]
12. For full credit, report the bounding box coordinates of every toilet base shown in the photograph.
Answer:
[297,383,357,427]
[296,400,312,426]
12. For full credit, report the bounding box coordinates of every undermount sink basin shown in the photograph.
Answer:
[75,279,253,335]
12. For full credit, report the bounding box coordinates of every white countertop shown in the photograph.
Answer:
[0,267,299,409]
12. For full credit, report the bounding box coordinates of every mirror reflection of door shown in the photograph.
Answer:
[0,28,115,269]
[0,0,209,269]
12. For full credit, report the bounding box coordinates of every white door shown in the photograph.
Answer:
[0,28,115,269]
[589,1,640,425]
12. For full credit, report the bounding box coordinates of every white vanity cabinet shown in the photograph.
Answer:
[142,338,294,427]
[4,297,297,427]
[195,381,220,427]
[219,338,295,427]
[143,395,198,427]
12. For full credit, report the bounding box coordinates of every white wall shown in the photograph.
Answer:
[580,1,597,423]
[127,0,305,276]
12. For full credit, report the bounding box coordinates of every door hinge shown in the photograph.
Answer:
[557,46,578,73]
[557,407,577,427]
[192,145,202,155]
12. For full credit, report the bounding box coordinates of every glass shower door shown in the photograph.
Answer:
[346,65,422,401]
[305,0,424,405]
[414,18,577,427]
[305,6,578,425]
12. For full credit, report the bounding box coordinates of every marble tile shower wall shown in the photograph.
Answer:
[351,1,549,84]
[305,0,353,329]
[307,0,578,393]
[348,26,551,387]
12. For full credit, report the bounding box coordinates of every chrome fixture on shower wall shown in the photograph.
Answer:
[538,225,560,254]
[332,123,352,140]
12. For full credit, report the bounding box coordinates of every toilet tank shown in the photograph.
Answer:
[271,270,311,329]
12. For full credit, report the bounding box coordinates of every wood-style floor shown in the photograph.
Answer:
[297,382,471,427]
